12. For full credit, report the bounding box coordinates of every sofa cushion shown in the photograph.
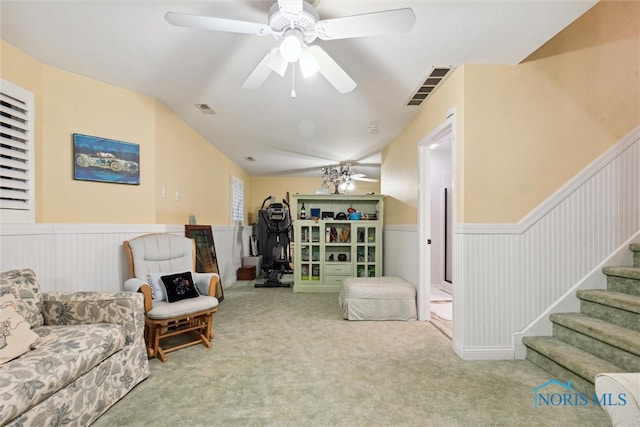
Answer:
[0,323,126,426]
[0,294,40,365]
[0,269,44,328]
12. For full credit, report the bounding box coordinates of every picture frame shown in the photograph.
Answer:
[184,225,224,302]
[73,133,140,185]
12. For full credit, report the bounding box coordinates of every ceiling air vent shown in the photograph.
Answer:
[196,103,216,114]
[407,67,452,106]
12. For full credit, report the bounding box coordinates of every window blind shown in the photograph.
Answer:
[0,80,35,222]
[230,175,244,225]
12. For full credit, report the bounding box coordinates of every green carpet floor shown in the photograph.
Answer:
[93,281,611,427]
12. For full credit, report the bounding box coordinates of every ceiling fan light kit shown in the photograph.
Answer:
[280,30,303,62]
[165,0,416,95]
[299,48,320,78]
[267,49,288,77]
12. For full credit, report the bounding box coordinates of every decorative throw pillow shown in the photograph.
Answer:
[0,268,44,328]
[160,271,200,303]
[0,294,39,365]
[146,272,168,301]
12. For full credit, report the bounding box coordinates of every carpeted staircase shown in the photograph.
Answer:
[523,243,640,395]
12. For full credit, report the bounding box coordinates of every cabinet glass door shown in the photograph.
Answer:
[299,224,321,282]
[355,224,379,277]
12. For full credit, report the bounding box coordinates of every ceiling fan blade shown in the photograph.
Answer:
[242,48,281,90]
[315,8,416,40]
[165,11,272,36]
[307,45,356,94]
[351,175,378,183]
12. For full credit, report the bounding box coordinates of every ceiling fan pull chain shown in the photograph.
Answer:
[291,65,296,98]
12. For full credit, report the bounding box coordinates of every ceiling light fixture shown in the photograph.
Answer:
[321,164,354,194]
[268,52,288,77]
[299,47,320,78]
[280,29,302,62]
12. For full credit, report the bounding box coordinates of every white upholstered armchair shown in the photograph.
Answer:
[123,233,219,362]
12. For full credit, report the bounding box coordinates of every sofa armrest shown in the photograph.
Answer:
[41,291,145,344]
[124,277,145,293]
[194,272,219,297]
[124,278,153,313]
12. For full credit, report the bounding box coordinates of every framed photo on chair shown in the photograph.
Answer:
[185,225,224,302]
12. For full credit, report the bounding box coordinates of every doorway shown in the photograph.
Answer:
[417,112,455,335]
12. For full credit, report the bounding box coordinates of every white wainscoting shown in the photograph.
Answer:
[455,126,640,359]
[0,223,252,293]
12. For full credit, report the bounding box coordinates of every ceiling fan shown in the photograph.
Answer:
[165,0,416,94]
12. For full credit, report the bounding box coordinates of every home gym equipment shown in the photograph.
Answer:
[254,196,293,288]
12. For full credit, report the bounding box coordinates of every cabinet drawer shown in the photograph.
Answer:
[324,275,349,286]
[325,264,353,275]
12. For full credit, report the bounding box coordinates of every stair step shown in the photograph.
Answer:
[629,243,640,267]
[603,265,640,280]
[632,242,640,267]
[523,336,625,394]
[550,313,640,371]
[577,289,640,314]
[577,290,640,332]
[603,266,640,296]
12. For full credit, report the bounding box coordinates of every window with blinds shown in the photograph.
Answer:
[230,175,244,225]
[0,80,35,222]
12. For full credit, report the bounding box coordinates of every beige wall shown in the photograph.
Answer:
[250,176,380,223]
[41,66,157,223]
[382,0,639,225]
[1,40,251,225]
[154,101,251,225]
[381,67,465,225]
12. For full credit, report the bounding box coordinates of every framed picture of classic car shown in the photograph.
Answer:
[185,225,224,302]
[73,133,140,184]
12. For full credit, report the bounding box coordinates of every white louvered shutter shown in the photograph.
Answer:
[230,175,244,225]
[0,80,35,222]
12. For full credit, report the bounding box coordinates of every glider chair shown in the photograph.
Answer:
[123,233,220,362]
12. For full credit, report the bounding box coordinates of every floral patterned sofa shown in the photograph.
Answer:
[0,269,150,426]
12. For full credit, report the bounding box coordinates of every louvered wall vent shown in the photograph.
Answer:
[406,67,453,106]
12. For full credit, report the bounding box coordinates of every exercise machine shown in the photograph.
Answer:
[254,196,293,287]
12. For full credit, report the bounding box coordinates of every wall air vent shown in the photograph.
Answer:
[196,103,216,114]
[406,67,453,106]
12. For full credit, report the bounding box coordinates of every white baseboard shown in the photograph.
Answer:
[453,341,515,360]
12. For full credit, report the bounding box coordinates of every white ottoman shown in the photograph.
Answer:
[339,277,417,321]
[595,373,640,427]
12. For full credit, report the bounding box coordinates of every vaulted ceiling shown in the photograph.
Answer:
[1,0,597,180]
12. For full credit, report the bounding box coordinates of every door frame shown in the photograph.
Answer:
[417,109,456,321]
